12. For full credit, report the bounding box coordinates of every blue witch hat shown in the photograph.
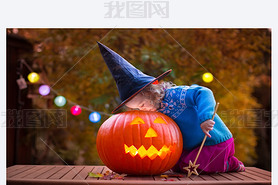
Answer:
[97,42,171,113]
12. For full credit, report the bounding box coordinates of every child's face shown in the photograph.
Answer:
[126,93,157,111]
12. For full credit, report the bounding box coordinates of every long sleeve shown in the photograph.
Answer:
[186,85,216,124]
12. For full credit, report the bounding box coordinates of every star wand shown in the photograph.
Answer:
[183,102,220,177]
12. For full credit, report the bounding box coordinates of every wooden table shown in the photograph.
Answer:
[7,165,271,185]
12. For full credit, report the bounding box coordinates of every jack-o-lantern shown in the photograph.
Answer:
[96,110,183,175]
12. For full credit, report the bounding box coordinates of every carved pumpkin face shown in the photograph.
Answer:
[97,111,183,175]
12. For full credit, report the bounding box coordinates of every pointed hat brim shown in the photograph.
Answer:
[112,69,172,113]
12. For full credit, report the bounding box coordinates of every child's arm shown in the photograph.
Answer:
[187,85,217,136]
[191,86,216,122]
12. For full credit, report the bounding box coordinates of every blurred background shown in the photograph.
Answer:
[6,29,271,171]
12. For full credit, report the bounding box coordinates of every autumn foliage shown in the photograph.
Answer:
[11,29,271,168]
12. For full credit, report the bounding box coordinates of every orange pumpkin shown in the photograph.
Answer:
[96,110,183,175]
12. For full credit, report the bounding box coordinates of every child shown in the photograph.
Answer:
[97,42,245,174]
[125,82,245,173]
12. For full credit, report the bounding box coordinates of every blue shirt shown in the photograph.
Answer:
[158,85,232,151]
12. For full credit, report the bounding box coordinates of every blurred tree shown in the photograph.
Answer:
[9,29,270,169]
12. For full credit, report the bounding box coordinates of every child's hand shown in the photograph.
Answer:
[200,120,215,138]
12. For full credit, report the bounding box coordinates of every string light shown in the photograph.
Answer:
[39,85,50,96]
[18,59,115,122]
[202,72,214,83]
[89,112,101,123]
[54,96,67,107]
[71,105,82,116]
[27,72,40,83]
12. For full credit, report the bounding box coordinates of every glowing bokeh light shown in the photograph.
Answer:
[89,112,101,123]
[39,85,50,96]
[27,72,40,83]
[202,72,214,83]
[71,105,82,116]
[54,96,67,107]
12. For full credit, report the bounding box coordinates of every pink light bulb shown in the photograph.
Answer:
[39,85,50,96]
[71,105,82,116]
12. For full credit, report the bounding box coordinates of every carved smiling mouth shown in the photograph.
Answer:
[124,144,175,160]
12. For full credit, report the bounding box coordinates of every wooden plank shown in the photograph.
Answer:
[89,166,104,175]
[248,167,271,177]
[60,166,84,180]
[101,166,123,181]
[178,176,193,183]
[178,175,193,182]
[124,175,154,181]
[48,166,73,179]
[217,172,244,181]
[102,166,112,175]
[7,165,26,173]
[189,174,205,181]
[227,172,255,181]
[155,170,185,182]
[23,166,55,179]
[162,178,179,182]
[8,179,270,185]
[153,173,181,182]
[239,171,269,181]
[153,174,167,182]
[73,166,94,180]
[7,165,271,185]
[7,166,35,178]
[209,173,230,181]
[9,166,45,179]
[36,166,64,179]
[86,166,104,180]
[196,174,215,181]
[245,169,271,181]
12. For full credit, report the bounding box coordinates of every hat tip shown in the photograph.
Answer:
[97,42,107,50]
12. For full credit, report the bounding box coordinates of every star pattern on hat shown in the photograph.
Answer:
[183,160,200,177]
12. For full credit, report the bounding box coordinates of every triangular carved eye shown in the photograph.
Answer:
[130,117,145,125]
[154,117,167,124]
